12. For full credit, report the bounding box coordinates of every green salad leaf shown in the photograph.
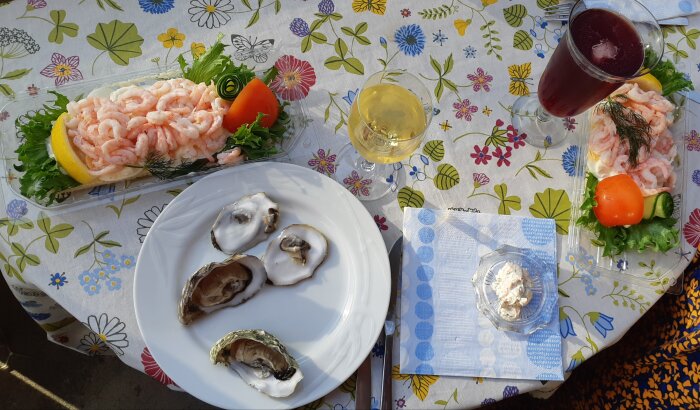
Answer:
[14,91,79,205]
[222,106,290,160]
[177,36,254,86]
[647,52,694,96]
[576,173,680,257]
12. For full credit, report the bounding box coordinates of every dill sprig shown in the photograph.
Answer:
[595,95,651,167]
[135,153,211,180]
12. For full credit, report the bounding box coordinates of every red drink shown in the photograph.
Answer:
[538,8,644,117]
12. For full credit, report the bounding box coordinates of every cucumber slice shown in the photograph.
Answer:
[642,192,674,220]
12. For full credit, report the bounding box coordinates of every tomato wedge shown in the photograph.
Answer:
[222,78,279,133]
[593,174,644,227]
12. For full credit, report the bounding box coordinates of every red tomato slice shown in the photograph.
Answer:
[222,78,279,132]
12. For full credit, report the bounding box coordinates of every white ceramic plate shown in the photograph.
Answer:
[134,162,390,409]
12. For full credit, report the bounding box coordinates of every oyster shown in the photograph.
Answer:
[210,329,303,398]
[264,224,328,286]
[178,255,266,325]
[211,193,279,255]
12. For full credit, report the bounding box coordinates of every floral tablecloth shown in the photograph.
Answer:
[1,0,699,409]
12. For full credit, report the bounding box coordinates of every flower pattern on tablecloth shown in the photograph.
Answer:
[270,55,316,101]
[139,0,174,14]
[188,0,234,29]
[136,204,167,243]
[48,272,68,289]
[0,0,698,408]
[141,347,175,386]
[81,313,129,355]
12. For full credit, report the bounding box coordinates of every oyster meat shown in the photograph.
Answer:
[264,224,328,286]
[178,255,266,325]
[211,193,279,254]
[210,329,303,398]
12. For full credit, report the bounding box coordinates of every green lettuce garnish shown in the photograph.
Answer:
[14,91,79,205]
[177,36,255,86]
[645,49,694,96]
[221,107,290,160]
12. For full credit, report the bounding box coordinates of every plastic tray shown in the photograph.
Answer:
[567,94,691,288]
[0,66,309,212]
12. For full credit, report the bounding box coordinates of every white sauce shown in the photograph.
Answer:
[491,261,533,321]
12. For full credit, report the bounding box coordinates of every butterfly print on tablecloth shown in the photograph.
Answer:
[230,34,274,63]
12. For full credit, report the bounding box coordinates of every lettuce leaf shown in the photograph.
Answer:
[222,106,289,160]
[177,37,252,86]
[649,56,694,96]
[576,173,680,257]
[14,91,79,204]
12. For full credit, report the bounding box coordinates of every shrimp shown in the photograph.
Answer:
[189,82,208,105]
[625,83,652,104]
[117,87,157,115]
[216,147,244,166]
[98,119,126,141]
[652,130,676,157]
[190,110,214,133]
[150,80,172,99]
[97,107,129,127]
[64,115,79,129]
[72,135,99,159]
[170,118,199,143]
[629,157,674,195]
[134,134,151,159]
[156,88,193,115]
[146,110,177,126]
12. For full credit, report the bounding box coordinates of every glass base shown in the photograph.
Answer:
[334,143,400,201]
[511,94,572,149]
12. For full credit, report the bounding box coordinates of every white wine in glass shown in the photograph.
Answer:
[336,71,433,201]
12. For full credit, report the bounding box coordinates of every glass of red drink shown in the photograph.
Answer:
[511,0,663,148]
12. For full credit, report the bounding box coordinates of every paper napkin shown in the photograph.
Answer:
[585,0,699,21]
[399,208,564,381]
[640,0,699,20]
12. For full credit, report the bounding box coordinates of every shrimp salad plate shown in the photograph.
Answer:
[134,162,391,409]
[0,38,306,209]
[569,59,695,283]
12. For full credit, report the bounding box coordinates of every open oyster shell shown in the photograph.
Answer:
[178,255,266,325]
[210,329,303,398]
[211,192,279,255]
[264,224,328,286]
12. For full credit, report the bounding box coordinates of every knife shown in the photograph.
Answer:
[380,237,402,410]
[355,353,371,410]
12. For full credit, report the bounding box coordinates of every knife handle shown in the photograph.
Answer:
[381,332,393,410]
[356,355,371,410]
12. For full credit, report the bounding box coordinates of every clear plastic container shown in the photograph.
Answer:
[567,94,692,289]
[0,66,310,212]
[472,245,558,334]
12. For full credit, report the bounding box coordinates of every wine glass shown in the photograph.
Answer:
[511,0,663,148]
[335,70,433,201]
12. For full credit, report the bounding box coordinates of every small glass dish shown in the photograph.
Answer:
[471,245,558,334]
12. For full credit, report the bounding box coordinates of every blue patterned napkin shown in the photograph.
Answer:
[399,208,564,381]
[638,0,699,20]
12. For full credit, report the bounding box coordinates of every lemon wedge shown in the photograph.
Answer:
[629,73,662,94]
[50,113,95,185]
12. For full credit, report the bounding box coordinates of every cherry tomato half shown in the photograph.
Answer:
[593,174,644,227]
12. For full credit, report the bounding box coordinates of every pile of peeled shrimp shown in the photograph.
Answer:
[64,78,243,181]
[587,82,677,197]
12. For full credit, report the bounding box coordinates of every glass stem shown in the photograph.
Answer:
[359,159,376,172]
[536,105,552,123]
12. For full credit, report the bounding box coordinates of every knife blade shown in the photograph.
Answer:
[380,237,402,410]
